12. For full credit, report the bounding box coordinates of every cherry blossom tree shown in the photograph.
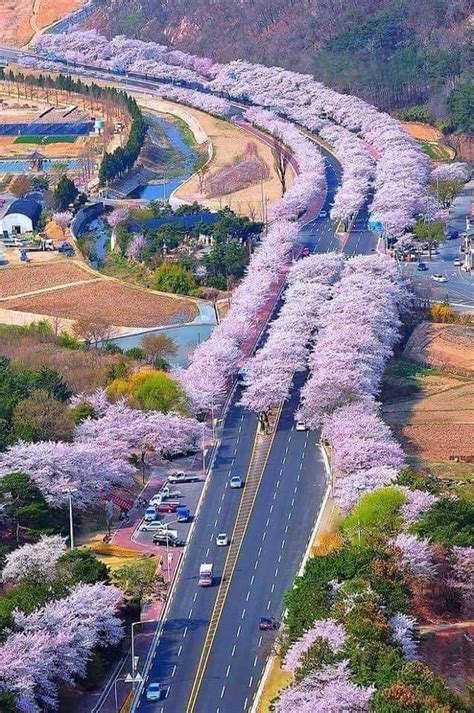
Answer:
[400,488,439,526]
[283,619,346,672]
[391,533,437,579]
[0,583,123,712]
[0,440,135,509]
[241,254,342,413]
[274,660,374,712]
[75,401,203,459]
[389,613,418,660]
[2,535,66,585]
[52,211,72,240]
[449,546,474,614]
[126,233,145,260]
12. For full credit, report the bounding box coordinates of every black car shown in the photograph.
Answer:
[446,229,459,240]
[153,534,185,547]
[417,262,428,271]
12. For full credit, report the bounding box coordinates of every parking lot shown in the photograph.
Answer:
[131,464,206,555]
[401,236,473,311]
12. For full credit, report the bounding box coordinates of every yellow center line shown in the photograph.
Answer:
[185,404,283,713]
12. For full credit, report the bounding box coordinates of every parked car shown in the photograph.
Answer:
[168,471,200,484]
[140,520,170,532]
[144,506,157,522]
[301,246,310,257]
[146,683,163,701]
[146,525,178,538]
[453,258,462,267]
[153,533,184,547]
[216,533,229,546]
[417,262,428,271]
[230,476,243,489]
[319,210,328,218]
[431,274,448,283]
[156,502,178,513]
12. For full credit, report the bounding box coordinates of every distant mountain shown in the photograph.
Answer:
[85,0,472,125]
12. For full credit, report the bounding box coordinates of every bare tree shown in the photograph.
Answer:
[271,131,289,196]
[72,317,116,349]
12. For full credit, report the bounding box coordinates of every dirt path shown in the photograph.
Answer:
[419,621,474,635]
[29,0,41,37]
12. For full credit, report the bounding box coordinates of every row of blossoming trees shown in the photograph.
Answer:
[0,384,202,709]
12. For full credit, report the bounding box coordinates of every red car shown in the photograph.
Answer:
[156,503,178,513]
[301,246,310,257]
[259,617,278,630]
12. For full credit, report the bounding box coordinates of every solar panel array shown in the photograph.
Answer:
[0,122,93,136]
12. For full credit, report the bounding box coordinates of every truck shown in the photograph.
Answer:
[198,563,213,587]
[177,506,190,523]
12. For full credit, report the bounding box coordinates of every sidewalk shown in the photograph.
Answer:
[79,450,208,713]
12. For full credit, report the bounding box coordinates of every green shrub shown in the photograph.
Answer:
[294,639,338,683]
[70,402,97,425]
[57,331,82,349]
[341,487,405,543]
[411,497,474,547]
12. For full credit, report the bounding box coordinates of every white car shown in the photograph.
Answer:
[141,520,167,532]
[453,258,462,267]
[168,471,199,484]
[431,274,448,283]
[216,533,229,546]
[295,420,308,431]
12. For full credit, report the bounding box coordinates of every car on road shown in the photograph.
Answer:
[319,210,328,218]
[259,616,279,630]
[145,682,163,701]
[417,262,428,271]
[156,502,178,513]
[216,533,229,546]
[301,246,310,257]
[446,229,459,240]
[168,471,200,484]
[144,506,157,522]
[431,274,448,283]
[453,258,462,267]
[295,420,308,431]
[230,476,243,489]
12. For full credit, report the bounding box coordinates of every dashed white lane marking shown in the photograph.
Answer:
[248,676,254,688]
[275,567,279,577]
[284,525,289,533]
[265,518,270,527]
[262,531,267,541]
[250,574,255,586]
[276,480,280,488]
[258,546,263,557]
[220,685,226,699]
[258,636,263,647]
[281,539,286,549]
[253,655,258,667]
[214,519,218,527]
[183,626,188,638]
[269,505,274,514]
[193,592,197,602]
[231,644,236,656]
[177,645,182,656]
[271,583,275,593]
[188,608,193,618]
[241,608,246,619]
[218,506,222,514]
[267,599,271,610]
[206,548,210,557]
[236,625,241,637]
[246,590,251,601]
[172,665,177,677]
[226,665,231,678]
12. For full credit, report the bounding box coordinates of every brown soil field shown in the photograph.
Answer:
[0,0,86,47]
[403,322,474,374]
[2,280,198,328]
[401,122,443,142]
[383,322,474,475]
[0,135,98,158]
[0,262,96,298]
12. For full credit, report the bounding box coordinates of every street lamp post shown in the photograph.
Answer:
[63,487,77,549]
[130,619,157,691]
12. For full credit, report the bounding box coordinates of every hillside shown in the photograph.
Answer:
[85,0,473,126]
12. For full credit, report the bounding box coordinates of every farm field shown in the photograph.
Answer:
[0,262,97,299]
[1,279,198,329]
[383,322,474,480]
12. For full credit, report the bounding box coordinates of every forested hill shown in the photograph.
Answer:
[86,0,472,129]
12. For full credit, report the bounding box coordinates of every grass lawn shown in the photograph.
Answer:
[14,135,77,145]
[419,140,453,161]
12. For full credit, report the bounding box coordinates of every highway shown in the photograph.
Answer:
[0,45,379,711]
